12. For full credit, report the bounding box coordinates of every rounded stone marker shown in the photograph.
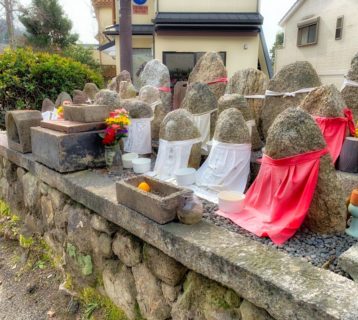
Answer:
[265,107,347,234]
[83,83,99,101]
[261,61,321,139]
[94,89,121,108]
[342,52,358,121]
[188,51,227,100]
[159,109,202,169]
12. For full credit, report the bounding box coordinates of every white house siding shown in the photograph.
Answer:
[276,0,358,88]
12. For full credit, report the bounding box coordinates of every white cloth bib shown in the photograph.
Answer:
[341,79,358,91]
[265,87,316,97]
[196,140,251,193]
[42,111,58,121]
[124,118,152,154]
[191,109,217,151]
[154,138,201,180]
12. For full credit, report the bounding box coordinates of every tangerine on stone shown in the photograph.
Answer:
[138,181,151,192]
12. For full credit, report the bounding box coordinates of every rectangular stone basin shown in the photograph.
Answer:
[31,126,105,173]
[116,176,192,224]
[41,120,105,133]
[63,104,114,123]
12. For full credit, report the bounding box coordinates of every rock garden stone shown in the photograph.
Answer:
[214,108,251,144]
[159,109,202,169]
[83,83,99,101]
[132,263,171,320]
[143,243,187,286]
[300,84,345,117]
[171,271,241,320]
[173,81,187,109]
[41,98,55,112]
[218,94,262,150]
[261,61,321,138]
[342,52,358,121]
[55,91,72,107]
[151,102,167,141]
[240,300,274,320]
[226,68,268,131]
[140,59,171,110]
[112,229,142,267]
[182,82,218,140]
[72,90,89,105]
[265,107,347,233]
[188,52,227,100]
[103,260,138,320]
[119,81,137,99]
[6,110,42,153]
[94,89,121,108]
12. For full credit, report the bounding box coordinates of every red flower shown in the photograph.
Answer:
[103,127,116,145]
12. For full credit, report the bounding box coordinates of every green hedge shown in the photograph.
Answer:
[0,48,104,128]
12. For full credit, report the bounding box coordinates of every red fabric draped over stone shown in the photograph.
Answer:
[217,148,328,245]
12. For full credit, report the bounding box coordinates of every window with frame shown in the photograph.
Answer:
[163,51,226,83]
[297,17,319,46]
[335,16,344,40]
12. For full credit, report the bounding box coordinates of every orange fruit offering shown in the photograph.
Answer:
[138,181,151,192]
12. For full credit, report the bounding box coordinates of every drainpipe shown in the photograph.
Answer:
[119,0,133,77]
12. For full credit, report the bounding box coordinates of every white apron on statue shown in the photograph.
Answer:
[196,140,251,193]
[124,118,152,154]
[154,138,201,180]
[191,109,217,151]
[42,111,58,121]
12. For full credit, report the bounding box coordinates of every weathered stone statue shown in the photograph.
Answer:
[94,89,121,108]
[342,52,358,121]
[83,83,99,101]
[156,109,202,174]
[225,68,268,135]
[139,85,167,141]
[119,81,137,100]
[140,59,172,110]
[181,82,218,149]
[218,94,263,150]
[72,90,89,105]
[173,81,187,109]
[261,61,321,139]
[188,52,227,100]
[108,70,131,93]
[41,98,55,113]
[300,85,345,117]
[265,107,346,233]
[55,92,72,108]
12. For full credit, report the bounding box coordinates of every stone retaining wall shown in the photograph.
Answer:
[1,133,358,320]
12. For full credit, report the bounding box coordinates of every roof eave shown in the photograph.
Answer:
[279,0,305,27]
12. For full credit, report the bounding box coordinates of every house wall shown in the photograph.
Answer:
[276,0,358,88]
[154,34,260,78]
[157,0,258,13]
[131,0,156,24]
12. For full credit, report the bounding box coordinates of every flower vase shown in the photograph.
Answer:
[105,144,123,174]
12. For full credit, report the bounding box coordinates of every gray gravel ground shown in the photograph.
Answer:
[201,200,357,277]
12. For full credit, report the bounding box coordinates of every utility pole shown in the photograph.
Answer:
[1,0,15,48]
[119,0,133,77]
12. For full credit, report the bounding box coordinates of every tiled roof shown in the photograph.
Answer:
[154,12,264,25]
[104,24,154,36]
[92,0,113,8]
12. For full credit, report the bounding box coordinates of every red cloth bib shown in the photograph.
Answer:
[313,108,355,163]
[217,148,328,245]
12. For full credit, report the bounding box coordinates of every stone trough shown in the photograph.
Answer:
[5,110,42,153]
[63,104,114,122]
[116,176,192,224]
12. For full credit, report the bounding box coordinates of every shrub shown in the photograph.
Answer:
[0,47,104,128]
[62,44,100,72]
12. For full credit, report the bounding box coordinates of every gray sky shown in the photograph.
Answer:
[19,0,296,50]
